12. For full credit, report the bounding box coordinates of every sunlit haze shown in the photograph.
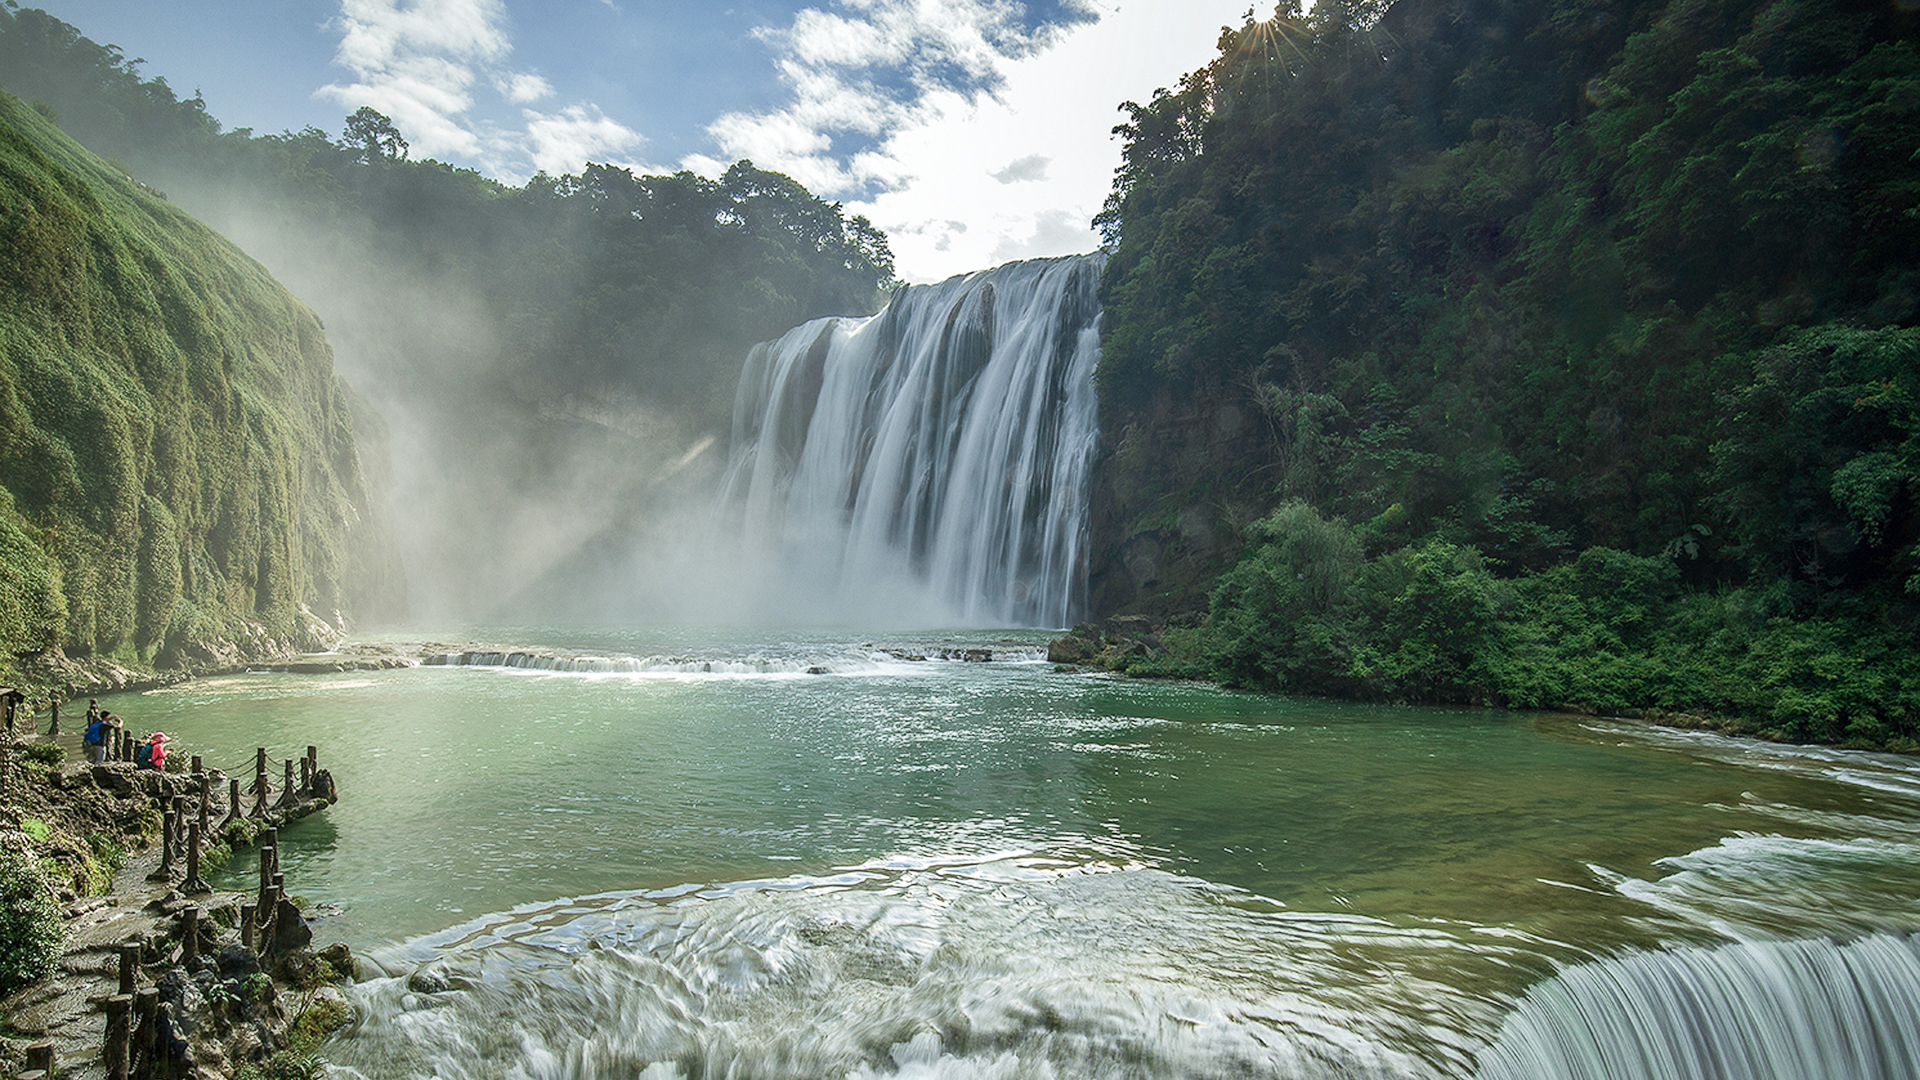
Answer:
[29,0,1251,281]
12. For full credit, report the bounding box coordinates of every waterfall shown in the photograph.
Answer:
[719,254,1103,628]
[1474,933,1920,1079]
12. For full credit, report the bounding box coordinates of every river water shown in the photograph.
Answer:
[104,629,1920,1078]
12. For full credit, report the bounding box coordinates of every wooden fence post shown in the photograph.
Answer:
[180,906,201,966]
[253,748,270,818]
[131,988,159,1078]
[117,940,139,995]
[102,994,131,1080]
[182,810,209,895]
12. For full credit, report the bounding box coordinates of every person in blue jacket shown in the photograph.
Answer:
[83,707,108,763]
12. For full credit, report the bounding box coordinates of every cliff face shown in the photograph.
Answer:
[0,91,398,673]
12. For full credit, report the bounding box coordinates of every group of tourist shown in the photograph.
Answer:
[80,699,171,770]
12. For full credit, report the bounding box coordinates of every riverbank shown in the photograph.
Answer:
[0,743,349,1079]
[0,643,422,728]
[1047,611,1920,755]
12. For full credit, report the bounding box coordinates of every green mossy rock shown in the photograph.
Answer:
[0,90,393,672]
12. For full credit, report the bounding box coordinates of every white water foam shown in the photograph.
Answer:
[1579,719,1920,803]
[326,855,1511,1080]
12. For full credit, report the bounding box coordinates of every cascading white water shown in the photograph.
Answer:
[719,254,1103,628]
[1474,933,1920,1079]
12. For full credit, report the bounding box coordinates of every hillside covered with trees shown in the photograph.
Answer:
[1091,0,1920,746]
[0,3,897,619]
[0,89,396,680]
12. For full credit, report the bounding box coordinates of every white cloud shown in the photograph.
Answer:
[989,208,1087,263]
[523,104,647,178]
[697,0,1079,199]
[330,0,510,73]
[319,0,647,181]
[859,1,1253,282]
[695,0,1253,282]
[499,71,555,104]
[991,154,1049,183]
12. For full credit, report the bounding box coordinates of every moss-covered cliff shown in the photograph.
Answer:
[0,90,397,679]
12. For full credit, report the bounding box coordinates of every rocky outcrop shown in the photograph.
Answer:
[1047,614,1195,672]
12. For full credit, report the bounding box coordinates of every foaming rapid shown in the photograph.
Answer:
[327,853,1507,1080]
[1470,768,1920,1079]
[718,256,1102,629]
[1475,934,1920,1080]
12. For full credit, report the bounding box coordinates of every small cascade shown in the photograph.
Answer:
[1475,933,1920,1079]
[719,254,1103,628]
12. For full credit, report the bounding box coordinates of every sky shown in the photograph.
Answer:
[29,0,1255,282]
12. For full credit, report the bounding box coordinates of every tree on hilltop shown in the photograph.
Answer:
[341,105,407,164]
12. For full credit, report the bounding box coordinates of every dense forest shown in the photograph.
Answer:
[1089,0,1920,746]
[0,2,896,619]
[0,89,393,679]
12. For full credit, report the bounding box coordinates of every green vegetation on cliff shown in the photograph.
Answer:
[1093,0,1920,745]
[0,90,392,673]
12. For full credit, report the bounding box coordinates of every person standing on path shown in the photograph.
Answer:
[138,731,171,771]
[83,711,108,763]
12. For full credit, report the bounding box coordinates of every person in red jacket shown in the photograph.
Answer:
[139,731,171,771]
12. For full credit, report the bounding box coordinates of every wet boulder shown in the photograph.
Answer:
[1047,633,1098,664]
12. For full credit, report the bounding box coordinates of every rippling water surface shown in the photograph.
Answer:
[104,628,1920,1078]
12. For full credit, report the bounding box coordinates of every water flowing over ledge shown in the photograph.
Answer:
[719,255,1103,629]
[1475,933,1920,1079]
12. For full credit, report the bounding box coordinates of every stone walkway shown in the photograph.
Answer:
[8,840,253,1079]
[4,747,337,1080]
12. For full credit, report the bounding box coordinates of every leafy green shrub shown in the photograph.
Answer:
[1348,538,1506,702]
[1201,508,1512,703]
[289,998,351,1051]
[0,849,65,995]
[239,971,273,1004]
[222,818,260,848]
[85,831,122,868]
[211,816,260,869]
[20,818,48,843]
[1203,500,1363,692]
[133,805,161,841]
[235,1052,323,1080]
[20,741,64,766]
[76,830,126,894]
[1183,520,1920,748]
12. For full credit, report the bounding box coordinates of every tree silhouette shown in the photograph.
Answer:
[341,105,407,163]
